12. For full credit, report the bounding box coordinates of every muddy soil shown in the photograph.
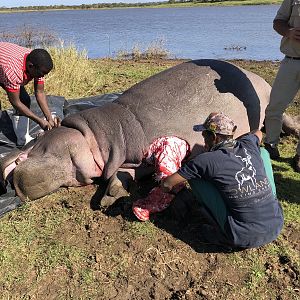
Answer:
[24,173,299,300]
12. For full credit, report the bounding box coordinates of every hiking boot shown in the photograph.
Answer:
[264,143,280,160]
[293,154,300,173]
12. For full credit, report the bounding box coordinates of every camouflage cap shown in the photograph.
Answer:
[193,112,237,135]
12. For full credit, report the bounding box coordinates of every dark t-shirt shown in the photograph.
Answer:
[178,134,284,248]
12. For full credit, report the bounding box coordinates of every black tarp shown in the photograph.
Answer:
[0,93,120,218]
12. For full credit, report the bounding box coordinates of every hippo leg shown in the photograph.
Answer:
[282,113,300,136]
[101,172,131,207]
[100,166,155,207]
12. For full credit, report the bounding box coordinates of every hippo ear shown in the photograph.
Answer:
[13,157,69,201]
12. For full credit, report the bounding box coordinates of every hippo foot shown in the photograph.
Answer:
[100,184,130,208]
[100,195,119,207]
[109,184,129,198]
[100,171,133,207]
[282,114,300,136]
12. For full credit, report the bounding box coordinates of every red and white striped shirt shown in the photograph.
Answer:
[0,42,44,93]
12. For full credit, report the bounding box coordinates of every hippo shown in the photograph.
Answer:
[0,59,272,202]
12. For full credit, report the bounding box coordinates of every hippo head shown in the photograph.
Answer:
[13,155,76,201]
[3,126,104,201]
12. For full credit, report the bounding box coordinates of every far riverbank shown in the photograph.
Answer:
[0,0,282,14]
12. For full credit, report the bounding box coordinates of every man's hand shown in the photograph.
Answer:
[38,119,53,131]
[287,27,300,42]
[47,115,61,128]
[273,19,300,42]
[53,116,61,127]
[34,83,62,128]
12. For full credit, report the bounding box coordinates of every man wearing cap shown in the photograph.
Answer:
[0,42,60,146]
[264,0,300,172]
[161,112,284,250]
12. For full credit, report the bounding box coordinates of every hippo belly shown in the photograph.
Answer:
[116,59,270,156]
[0,59,271,201]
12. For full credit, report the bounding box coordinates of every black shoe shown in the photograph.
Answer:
[292,154,300,173]
[264,143,280,160]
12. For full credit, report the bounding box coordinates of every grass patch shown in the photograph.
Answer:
[0,199,89,295]
[45,44,104,99]
[124,220,158,239]
[116,38,170,60]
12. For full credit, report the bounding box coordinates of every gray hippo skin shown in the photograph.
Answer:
[1,59,271,201]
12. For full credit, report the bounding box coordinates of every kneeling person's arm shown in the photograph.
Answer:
[161,173,187,193]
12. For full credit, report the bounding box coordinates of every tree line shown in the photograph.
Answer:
[0,0,238,11]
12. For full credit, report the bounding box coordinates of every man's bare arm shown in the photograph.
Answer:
[161,172,187,193]
[252,129,263,143]
[7,91,50,129]
[34,83,61,128]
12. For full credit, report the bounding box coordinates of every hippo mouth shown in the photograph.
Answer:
[0,150,29,197]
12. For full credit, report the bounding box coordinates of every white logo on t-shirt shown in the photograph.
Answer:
[235,149,257,191]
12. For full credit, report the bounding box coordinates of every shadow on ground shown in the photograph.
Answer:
[100,177,236,254]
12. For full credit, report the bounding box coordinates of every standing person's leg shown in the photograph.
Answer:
[264,58,300,158]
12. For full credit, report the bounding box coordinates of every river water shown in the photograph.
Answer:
[0,5,284,60]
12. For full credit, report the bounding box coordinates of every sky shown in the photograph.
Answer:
[1,0,153,8]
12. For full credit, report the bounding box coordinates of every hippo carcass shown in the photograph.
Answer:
[1,59,271,201]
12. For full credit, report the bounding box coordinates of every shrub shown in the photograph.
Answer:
[116,38,170,60]
[0,25,59,48]
[40,43,102,99]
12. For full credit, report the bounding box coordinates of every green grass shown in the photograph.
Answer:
[124,220,158,239]
[0,203,86,287]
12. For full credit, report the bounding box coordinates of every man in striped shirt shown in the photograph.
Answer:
[0,42,60,146]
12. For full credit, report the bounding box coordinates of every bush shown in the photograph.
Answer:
[0,25,59,48]
[116,38,170,60]
[40,44,103,99]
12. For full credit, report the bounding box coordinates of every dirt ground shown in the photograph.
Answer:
[16,170,298,300]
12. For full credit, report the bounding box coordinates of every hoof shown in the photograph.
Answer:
[100,185,129,208]
[282,114,300,136]
[100,195,118,207]
[109,184,129,198]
